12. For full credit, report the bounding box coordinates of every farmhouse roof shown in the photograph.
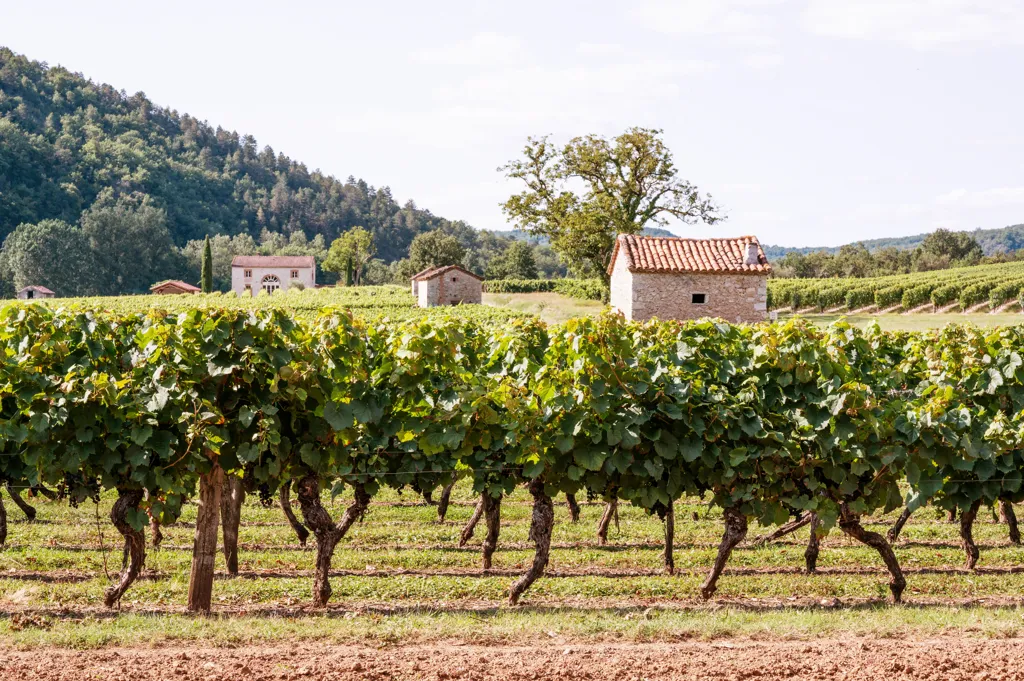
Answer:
[411,265,483,281]
[150,280,202,293]
[608,234,771,275]
[17,285,55,295]
[231,255,316,268]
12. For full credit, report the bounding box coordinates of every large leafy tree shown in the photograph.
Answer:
[407,229,466,272]
[486,240,538,280]
[80,192,186,295]
[0,219,93,296]
[500,128,721,283]
[324,227,376,285]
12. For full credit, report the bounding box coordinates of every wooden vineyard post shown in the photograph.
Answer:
[187,462,224,613]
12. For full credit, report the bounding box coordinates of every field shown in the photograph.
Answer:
[1,486,1023,679]
[768,260,1024,314]
[5,287,1024,680]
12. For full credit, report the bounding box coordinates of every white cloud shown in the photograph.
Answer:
[412,32,527,66]
[742,53,784,69]
[576,42,626,56]
[937,187,1024,206]
[803,1,1024,49]
[632,0,787,46]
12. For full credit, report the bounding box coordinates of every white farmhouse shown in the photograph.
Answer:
[231,255,316,295]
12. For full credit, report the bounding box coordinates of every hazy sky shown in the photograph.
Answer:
[6,0,1024,246]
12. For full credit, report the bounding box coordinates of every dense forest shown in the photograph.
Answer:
[0,47,563,296]
[764,223,1024,260]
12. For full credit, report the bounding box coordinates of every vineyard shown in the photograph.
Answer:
[768,260,1024,313]
[1,298,1023,633]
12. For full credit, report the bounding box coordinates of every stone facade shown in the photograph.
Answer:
[414,266,483,307]
[608,234,770,324]
[16,286,55,300]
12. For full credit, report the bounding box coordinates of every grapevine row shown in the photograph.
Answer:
[1,304,1023,609]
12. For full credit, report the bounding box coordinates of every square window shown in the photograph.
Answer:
[452,276,458,282]
[691,293,707,304]
[244,269,252,279]
[291,270,299,279]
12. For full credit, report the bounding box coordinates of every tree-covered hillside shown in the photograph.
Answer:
[764,223,1024,260]
[0,47,473,259]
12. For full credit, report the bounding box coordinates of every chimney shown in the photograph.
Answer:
[743,242,760,266]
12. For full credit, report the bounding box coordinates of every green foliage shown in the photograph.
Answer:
[485,241,538,280]
[483,278,606,301]
[0,219,92,295]
[501,128,719,283]
[324,228,376,286]
[200,236,213,293]
[407,230,466,273]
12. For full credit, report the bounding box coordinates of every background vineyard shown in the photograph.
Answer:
[769,260,1024,313]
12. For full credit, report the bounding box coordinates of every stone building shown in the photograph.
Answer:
[16,285,55,300]
[231,256,316,295]
[150,280,201,295]
[608,233,771,323]
[411,265,483,307]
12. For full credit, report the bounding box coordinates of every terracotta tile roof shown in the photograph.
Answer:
[411,265,483,281]
[150,280,202,293]
[231,255,316,268]
[608,234,771,275]
[18,285,55,295]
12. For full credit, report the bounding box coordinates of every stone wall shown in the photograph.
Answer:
[417,271,482,307]
[612,269,768,323]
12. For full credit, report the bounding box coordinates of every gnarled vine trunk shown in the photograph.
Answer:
[6,485,36,521]
[960,500,981,570]
[187,464,224,614]
[149,513,163,548]
[0,489,7,546]
[436,479,456,523]
[887,506,913,544]
[750,513,810,547]
[566,493,581,523]
[947,508,957,523]
[279,479,309,546]
[663,499,675,575]
[103,488,146,608]
[999,500,1020,545]
[31,485,58,501]
[221,474,246,575]
[459,496,485,547]
[481,493,502,571]
[838,502,905,603]
[700,506,747,599]
[804,513,820,573]
[296,474,370,607]
[597,500,618,545]
[509,480,554,605]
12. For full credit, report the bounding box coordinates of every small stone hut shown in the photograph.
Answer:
[150,280,201,295]
[411,265,483,307]
[16,285,55,300]
[608,233,770,323]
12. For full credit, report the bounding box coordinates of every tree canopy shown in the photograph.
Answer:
[500,128,721,282]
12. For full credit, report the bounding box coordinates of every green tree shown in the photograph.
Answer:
[486,240,538,279]
[181,233,257,291]
[407,229,466,273]
[200,235,213,292]
[80,193,186,295]
[500,128,721,283]
[324,227,376,285]
[916,229,983,264]
[0,219,93,296]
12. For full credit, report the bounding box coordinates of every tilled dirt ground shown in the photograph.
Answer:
[3,638,1024,681]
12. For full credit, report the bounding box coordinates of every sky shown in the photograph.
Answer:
[5,0,1024,247]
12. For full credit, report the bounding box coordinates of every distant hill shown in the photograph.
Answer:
[763,223,1024,260]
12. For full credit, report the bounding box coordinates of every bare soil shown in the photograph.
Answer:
[3,638,1024,680]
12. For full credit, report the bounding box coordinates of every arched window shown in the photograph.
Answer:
[261,274,281,294]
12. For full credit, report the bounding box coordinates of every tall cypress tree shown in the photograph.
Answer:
[200,235,213,292]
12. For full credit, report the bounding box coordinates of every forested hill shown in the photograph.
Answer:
[764,223,1024,260]
[0,47,463,260]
